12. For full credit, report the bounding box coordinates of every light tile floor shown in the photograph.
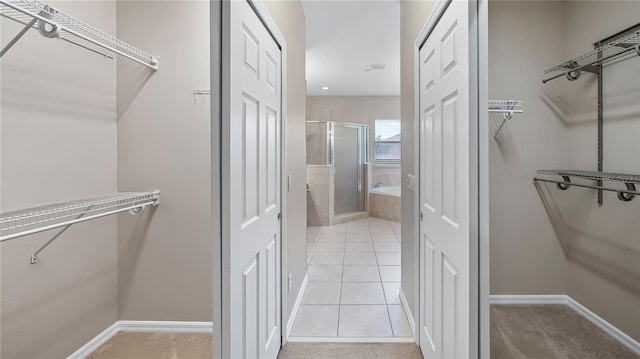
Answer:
[291,217,412,339]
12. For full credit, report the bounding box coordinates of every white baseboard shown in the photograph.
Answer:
[490,295,640,355]
[489,294,567,305]
[286,274,308,339]
[565,297,640,355]
[67,321,120,359]
[399,287,415,337]
[117,321,213,333]
[67,321,213,359]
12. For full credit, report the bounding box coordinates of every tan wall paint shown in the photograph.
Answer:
[0,1,118,357]
[562,1,640,341]
[399,0,435,318]
[116,1,212,321]
[488,1,569,295]
[262,0,308,317]
[490,0,640,342]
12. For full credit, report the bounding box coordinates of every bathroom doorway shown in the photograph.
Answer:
[294,0,406,342]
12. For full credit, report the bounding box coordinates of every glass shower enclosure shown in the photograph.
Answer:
[307,121,369,216]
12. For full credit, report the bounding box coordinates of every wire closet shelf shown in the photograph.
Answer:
[0,0,159,69]
[542,29,640,83]
[0,191,161,243]
[488,100,523,143]
[534,170,640,202]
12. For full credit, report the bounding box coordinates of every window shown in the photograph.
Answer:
[374,119,401,165]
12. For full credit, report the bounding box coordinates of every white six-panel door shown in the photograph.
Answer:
[419,1,472,358]
[227,0,282,358]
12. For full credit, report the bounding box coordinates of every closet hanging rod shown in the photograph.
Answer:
[0,0,159,70]
[0,191,160,243]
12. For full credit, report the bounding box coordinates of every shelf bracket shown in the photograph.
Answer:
[617,183,637,202]
[489,100,523,143]
[557,175,571,190]
[0,17,37,58]
[30,206,92,264]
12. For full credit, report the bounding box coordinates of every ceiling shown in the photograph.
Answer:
[300,0,401,96]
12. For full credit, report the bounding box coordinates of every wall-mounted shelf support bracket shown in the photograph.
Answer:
[556,175,571,190]
[29,206,92,264]
[0,17,37,57]
[488,100,523,143]
[618,182,637,202]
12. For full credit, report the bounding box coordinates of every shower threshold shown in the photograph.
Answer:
[334,211,369,224]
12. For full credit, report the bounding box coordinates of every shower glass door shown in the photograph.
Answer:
[332,123,367,215]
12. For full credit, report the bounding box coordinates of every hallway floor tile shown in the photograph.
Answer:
[292,217,412,340]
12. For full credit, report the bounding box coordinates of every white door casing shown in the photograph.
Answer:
[223,0,283,358]
[418,1,477,358]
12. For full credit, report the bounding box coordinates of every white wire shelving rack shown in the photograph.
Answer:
[534,170,640,203]
[488,100,523,143]
[542,29,639,84]
[0,0,159,70]
[540,24,640,205]
[0,191,160,263]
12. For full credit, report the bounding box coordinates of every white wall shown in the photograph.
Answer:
[1,1,118,357]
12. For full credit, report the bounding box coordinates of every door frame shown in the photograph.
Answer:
[214,0,289,357]
[412,0,489,356]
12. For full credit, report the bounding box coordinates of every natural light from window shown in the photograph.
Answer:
[374,119,401,165]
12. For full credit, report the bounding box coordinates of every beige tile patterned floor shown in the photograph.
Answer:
[294,217,412,339]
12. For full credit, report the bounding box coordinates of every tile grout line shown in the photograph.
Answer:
[372,219,396,337]
[305,219,404,339]
[336,224,347,338]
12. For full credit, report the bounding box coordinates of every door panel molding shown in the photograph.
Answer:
[219,1,288,358]
[414,1,482,358]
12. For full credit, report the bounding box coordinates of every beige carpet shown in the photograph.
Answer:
[89,335,421,359]
[491,305,640,359]
[86,332,212,359]
[85,305,639,359]
[277,343,422,359]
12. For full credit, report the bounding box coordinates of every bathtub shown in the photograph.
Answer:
[369,186,401,222]
[371,185,401,197]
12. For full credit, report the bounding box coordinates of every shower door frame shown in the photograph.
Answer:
[330,122,368,215]
[306,121,369,214]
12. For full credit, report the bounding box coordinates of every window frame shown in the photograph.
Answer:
[373,118,402,167]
